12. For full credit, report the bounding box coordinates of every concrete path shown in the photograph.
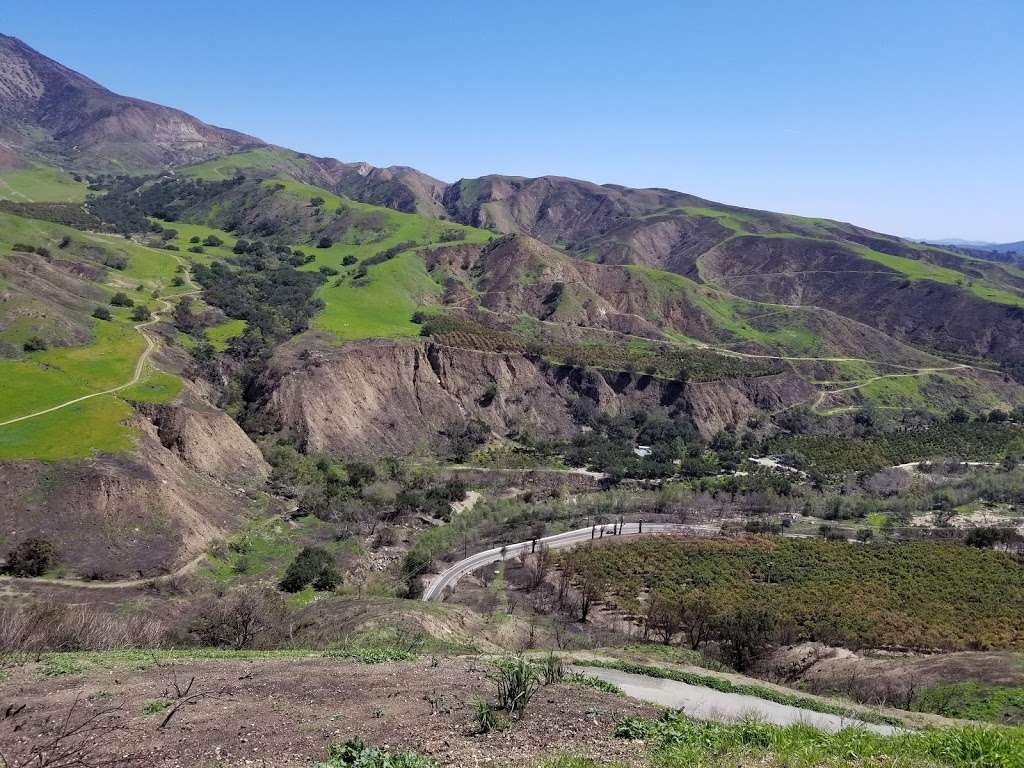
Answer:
[573,665,898,735]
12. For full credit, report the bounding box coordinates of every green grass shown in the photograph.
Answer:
[253,179,489,342]
[912,682,1024,725]
[120,368,182,404]
[614,711,1024,768]
[849,243,1024,308]
[317,250,446,340]
[629,265,824,355]
[0,320,144,421]
[0,164,87,203]
[205,318,247,351]
[0,210,190,297]
[0,396,138,460]
[180,147,315,181]
[152,219,237,262]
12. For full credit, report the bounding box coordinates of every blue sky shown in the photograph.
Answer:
[3,0,1021,240]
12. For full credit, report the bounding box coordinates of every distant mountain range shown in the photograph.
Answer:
[3,31,1024,371]
[923,239,1023,253]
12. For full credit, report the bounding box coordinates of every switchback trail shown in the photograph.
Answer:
[0,246,198,428]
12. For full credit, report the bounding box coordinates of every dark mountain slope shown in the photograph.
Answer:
[0,33,260,171]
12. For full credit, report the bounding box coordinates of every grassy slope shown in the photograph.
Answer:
[0,163,88,203]
[681,207,1024,309]
[179,146,316,181]
[270,179,491,341]
[0,210,185,459]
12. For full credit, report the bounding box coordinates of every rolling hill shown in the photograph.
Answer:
[0,32,1022,575]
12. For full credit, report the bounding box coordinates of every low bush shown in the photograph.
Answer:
[314,738,439,768]
[4,537,55,577]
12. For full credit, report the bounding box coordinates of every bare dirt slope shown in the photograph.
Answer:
[0,404,269,578]
[261,339,812,457]
[0,656,653,767]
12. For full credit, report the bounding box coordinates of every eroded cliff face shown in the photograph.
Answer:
[149,404,270,484]
[262,340,813,459]
[0,404,270,579]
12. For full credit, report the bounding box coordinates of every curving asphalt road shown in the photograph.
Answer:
[421,522,716,602]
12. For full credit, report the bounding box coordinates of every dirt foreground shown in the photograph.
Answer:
[1,656,654,767]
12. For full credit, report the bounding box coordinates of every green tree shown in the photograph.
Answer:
[110,292,134,307]
[5,537,55,577]
[279,546,339,593]
[716,606,778,671]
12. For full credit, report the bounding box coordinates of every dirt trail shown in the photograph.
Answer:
[0,550,208,591]
[0,245,198,428]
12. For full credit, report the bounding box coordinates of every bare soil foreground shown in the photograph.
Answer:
[1,655,654,767]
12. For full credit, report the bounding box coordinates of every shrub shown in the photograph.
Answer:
[187,586,288,649]
[202,235,223,247]
[189,236,201,244]
[317,236,333,248]
[109,292,134,307]
[279,546,339,593]
[4,538,55,577]
[22,336,48,352]
[130,305,152,321]
[92,306,112,321]
[171,275,185,286]
[342,254,358,266]
[103,254,128,270]
[488,656,541,716]
[314,738,439,768]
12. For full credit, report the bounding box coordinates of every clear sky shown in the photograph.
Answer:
[3,0,1021,241]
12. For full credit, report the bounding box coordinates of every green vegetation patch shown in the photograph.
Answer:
[0,396,137,460]
[774,422,1024,477]
[628,265,825,355]
[120,368,182,404]
[614,711,1024,768]
[849,243,1024,308]
[205,318,247,351]
[560,536,1024,651]
[0,164,88,203]
[912,682,1024,725]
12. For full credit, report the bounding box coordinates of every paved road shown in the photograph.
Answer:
[573,665,898,735]
[421,522,715,601]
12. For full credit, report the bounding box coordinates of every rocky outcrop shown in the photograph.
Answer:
[262,340,813,459]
